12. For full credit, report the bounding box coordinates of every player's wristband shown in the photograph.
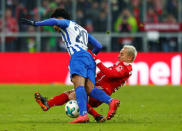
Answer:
[95,59,101,65]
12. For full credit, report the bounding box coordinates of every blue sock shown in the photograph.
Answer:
[89,88,112,104]
[75,86,87,116]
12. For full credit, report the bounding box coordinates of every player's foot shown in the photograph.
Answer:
[95,115,106,123]
[69,114,89,123]
[107,99,120,120]
[34,92,50,111]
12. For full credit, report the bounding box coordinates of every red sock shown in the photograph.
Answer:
[48,93,69,108]
[87,103,100,118]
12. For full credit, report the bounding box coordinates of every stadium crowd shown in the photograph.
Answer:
[0,0,180,52]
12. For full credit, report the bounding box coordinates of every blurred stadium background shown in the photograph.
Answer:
[0,0,181,85]
[0,0,182,52]
[0,0,182,130]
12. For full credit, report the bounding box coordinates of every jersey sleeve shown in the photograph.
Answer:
[97,62,129,78]
[35,18,70,29]
[88,33,102,54]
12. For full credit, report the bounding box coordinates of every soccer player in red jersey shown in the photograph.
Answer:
[35,45,137,122]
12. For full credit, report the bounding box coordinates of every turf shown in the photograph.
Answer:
[0,84,182,131]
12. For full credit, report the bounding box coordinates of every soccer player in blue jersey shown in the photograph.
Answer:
[21,8,120,123]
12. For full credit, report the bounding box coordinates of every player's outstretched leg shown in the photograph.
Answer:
[69,114,89,123]
[34,92,50,111]
[89,88,120,120]
[107,99,120,120]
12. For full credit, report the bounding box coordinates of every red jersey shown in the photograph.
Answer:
[95,61,132,96]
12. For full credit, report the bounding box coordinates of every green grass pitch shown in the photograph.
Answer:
[0,84,182,131]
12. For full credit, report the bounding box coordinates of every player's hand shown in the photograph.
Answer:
[20,18,36,26]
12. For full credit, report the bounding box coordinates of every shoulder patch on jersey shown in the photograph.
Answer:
[127,64,132,72]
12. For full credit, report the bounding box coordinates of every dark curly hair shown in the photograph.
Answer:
[51,8,71,20]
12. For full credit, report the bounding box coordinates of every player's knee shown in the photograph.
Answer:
[68,91,76,100]
[71,74,85,88]
[64,90,76,100]
[64,89,74,96]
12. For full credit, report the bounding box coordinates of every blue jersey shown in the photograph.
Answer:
[59,20,88,55]
[35,18,102,55]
